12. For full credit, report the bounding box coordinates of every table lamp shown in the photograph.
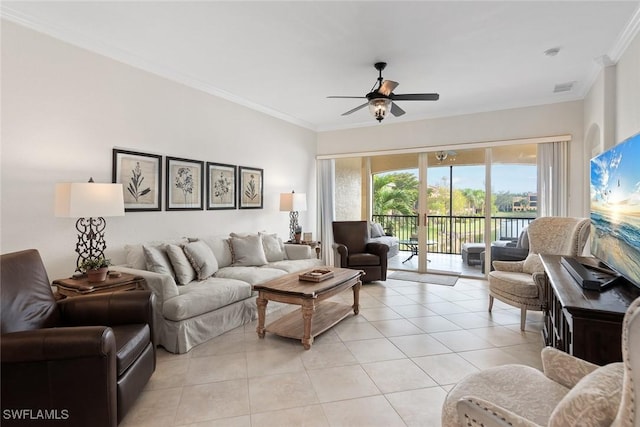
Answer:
[55,178,125,270]
[279,190,307,242]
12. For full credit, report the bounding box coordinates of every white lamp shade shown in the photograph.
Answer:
[279,192,307,212]
[55,182,125,218]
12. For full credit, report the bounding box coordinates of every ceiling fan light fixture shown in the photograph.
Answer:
[435,151,448,163]
[368,98,392,122]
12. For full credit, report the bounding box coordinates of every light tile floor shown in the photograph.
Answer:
[121,277,545,427]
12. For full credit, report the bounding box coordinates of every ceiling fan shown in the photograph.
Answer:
[328,62,439,123]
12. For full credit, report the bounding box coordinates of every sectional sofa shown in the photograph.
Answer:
[113,232,323,353]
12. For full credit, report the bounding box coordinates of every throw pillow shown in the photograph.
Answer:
[143,245,175,278]
[165,244,196,285]
[183,240,219,280]
[523,253,544,274]
[259,232,286,262]
[229,234,268,266]
[517,226,530,249]
[370,222,384,238]
[549,363,623,427]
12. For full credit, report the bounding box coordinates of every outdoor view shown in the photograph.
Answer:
[372,162,537,254]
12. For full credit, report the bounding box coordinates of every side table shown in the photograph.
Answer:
[287,241,321,259]
[53,272,145,299]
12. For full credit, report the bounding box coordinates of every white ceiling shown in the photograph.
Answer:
[3,1,640,131]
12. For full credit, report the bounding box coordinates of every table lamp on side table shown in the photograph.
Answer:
[279,190,307,242]
[55,178,125,271]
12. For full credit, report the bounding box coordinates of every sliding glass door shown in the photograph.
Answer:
[335,141,539,278]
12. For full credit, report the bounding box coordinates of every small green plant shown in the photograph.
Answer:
[79,257,112,272]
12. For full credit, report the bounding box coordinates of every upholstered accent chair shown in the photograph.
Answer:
[1,249,156,427]
[488,217,590,330]
[332,220,389,282]
[442,294,640,427]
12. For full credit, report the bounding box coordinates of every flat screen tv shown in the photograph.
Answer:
[590,131,640,287]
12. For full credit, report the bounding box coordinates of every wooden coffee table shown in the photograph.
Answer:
[254,267,363,349]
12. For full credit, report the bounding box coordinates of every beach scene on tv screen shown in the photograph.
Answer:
[590,132,640,285]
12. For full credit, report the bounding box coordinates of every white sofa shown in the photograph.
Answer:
[113,232,323,354]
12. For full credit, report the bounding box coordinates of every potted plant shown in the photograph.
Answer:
[79,257,112,283]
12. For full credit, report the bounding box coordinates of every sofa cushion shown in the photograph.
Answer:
[143,244,175,278]
[183,240,218,280]
[125,238,189,270]
[200,235,233,268]
[259,232,286,262]
[162,278,253,321]
[268,258,324,273]
[349,253,380,266]
[215,266,286,285]
[489,271,539,299]
[229,234,268,266]
[549,362,623,427]
[166,244,196,285]
[523,253,544,274]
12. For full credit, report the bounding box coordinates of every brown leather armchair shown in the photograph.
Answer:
[1,249,155,427]
[332,221,389,282]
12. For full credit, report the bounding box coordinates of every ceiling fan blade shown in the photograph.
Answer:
[327,96,366,99]
[341,102,368,116]
[378,80,399,96]
[391,93,440,101]
[390,102,406,117]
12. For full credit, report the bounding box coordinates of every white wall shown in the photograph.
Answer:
[583,30,640,213]
[318,101,586,217]
[616,32,640,142]
[1,21,317,279]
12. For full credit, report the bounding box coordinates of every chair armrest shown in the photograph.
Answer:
[284,244,313,260]
[541,347,599,389]
[333,243,348,267]
[365,242,390,257]
[58,290,153,327]
[1,327,115,363]
[457,396,542,427]
[492,260,525,272]
[112,265,180,302]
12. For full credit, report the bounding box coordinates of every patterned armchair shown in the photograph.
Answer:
[442,295,640,427]
[488,217,590,330]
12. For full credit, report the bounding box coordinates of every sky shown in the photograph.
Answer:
[399,164,537,194]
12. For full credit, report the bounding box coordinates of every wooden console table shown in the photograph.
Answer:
[540,254,640,365]
[53,272,145,299]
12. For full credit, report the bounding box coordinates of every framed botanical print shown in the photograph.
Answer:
[166,156,204,210]
[206,162,236,210]
[112,149,162,212]
[238,166,263,209]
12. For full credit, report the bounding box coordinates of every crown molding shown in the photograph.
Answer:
[609,3,640,62]
[0,6,317,131]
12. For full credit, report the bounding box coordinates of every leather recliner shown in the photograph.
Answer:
[1,249,155,427]
[332,220,389,282]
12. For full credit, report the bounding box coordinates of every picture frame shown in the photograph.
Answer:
[166,156,204,210]
[206,162,237,210]
[112,149,162,212]
[238,166,263,209]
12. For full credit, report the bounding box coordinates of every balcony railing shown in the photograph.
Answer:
[371,214,535,255]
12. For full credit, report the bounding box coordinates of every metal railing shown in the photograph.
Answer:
[371,214,535,254]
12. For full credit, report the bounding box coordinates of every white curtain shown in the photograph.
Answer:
[537,141,568,217]
[317,159,335,265]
